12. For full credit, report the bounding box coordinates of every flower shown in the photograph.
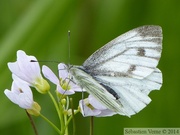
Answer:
[79,95,116,117]
[42,63,82,95]
[4,81,41,116]
[8,50,50,94]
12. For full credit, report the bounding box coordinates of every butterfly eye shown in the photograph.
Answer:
[70,75,73,80]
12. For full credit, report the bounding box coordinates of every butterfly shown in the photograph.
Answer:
[68,25,162,117]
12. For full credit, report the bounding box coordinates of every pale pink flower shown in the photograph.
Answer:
[8,50,50,94]
[42,63,82,95]
[79,95,116,117]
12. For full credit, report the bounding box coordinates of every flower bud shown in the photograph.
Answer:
[34,78,50,94]
[61,98,66,105]
[26,102,41,116]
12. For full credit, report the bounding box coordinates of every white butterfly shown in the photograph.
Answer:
[69,25,162,117]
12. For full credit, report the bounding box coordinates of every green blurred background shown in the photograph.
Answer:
[0,0,179,135]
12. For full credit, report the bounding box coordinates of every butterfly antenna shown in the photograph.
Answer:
[30,60,60,63]
[68,30,71,67]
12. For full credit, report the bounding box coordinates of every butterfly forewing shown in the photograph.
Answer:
[83,25,162,79]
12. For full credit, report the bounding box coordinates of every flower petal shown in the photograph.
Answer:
[42,65,59,84]
[4,89,19,105]
[79,95,117,117]
[88,95,107,110]
[8,50,42,85]
[4,81,34,109]
[96,109,116,117]
[12,74,31,86]
[71,86,83,92]
[57,85,75,95]
[16,50,41,81]
[79,99,101,117]
[58,63,69,80]
[8,62,30,82]
[27,56,41,75]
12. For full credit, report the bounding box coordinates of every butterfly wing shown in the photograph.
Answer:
[83,25,162,79]
[94,68,162,115]
[70,25,162,116]
[69,66,131,116]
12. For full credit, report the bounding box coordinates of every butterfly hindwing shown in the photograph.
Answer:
[69,66,129,115]
[94,68,162,115]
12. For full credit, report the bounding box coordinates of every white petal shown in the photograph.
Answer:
[11,81,21,94]
[17,50,41,81]
[88,95,107,110]
[8,50,42,84]
[42,65,59,84]
[18,93,33,108]
[69,81,83,92]
[8,62,31,83]
[28,56,41,75]
[8,62,27,80]
[58,63,68,80]
[12,74,31,86]
[19,82,33,100]
[71,86,83,92]
[4,89,19,105]
[96,109,116,117]
[4,81,34,109]
[57,85,75,95]
[18,86,33,109]
[79,100,101,117]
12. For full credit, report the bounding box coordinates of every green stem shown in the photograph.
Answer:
[40,113,61,134]
[90,116,94,135]
[70,98,76,135]
[48,91,64,132]
[58,100,65,134]
[64,113,68,135]
[64,109,80,131]
[26,110,38,135]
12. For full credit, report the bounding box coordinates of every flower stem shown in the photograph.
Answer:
[58,99,65,134]
[64,109,80,131]
[39,113,61,134]
[26,110,38,135]
[70,98,75,135]
[48,91,63,129]
[90,116,94,135]
[64,113,68,135]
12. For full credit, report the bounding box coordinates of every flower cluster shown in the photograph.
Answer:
[4,50,116,134]
[4,50,49,116]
